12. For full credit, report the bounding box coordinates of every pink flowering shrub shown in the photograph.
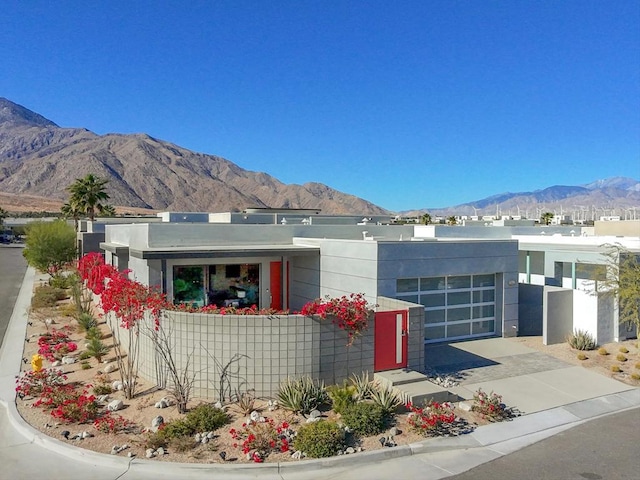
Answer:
[37,328,77,361]
[170,303,289,316]
[300,293,375,345]
[93,413,137,434]
[15,368,67,398]
[229,417,294,462]
[472,388,512,421]
[406,401,457,436]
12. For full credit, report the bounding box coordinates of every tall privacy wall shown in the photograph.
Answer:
[108,311,375,399]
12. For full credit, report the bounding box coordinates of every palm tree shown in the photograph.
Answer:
[0,206,6,227]
[541,212,554,226]
[447,216,457,226]
[65,174,110,221]
[60,202,82,231]
[98,204,117,217]
[420,213,432,225]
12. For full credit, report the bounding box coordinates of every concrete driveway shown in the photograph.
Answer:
[426,337,635,414]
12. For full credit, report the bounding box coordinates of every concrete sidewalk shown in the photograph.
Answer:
[1,268,639,479]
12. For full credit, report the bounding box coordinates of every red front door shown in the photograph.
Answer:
[374,310,408,371]
[270,261,282,310]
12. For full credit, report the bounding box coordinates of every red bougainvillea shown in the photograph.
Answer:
[300,293,375,346]
[78,254,167,329]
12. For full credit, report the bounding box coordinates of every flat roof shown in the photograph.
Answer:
[101,242,320,259]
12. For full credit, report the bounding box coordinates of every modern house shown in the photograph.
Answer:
[89,211,637,398]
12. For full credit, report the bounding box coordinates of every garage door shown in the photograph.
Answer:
[396,274,496,343]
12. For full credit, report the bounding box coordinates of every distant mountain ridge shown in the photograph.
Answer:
[0,97,389,215]
[404,177,640,218]
[0,98,637,218]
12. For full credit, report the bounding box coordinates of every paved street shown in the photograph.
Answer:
[0,246,27,346]
[448,406,640,480]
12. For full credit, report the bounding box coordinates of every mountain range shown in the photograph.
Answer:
[417,177,640,219]
[0,97,388,215]
[0,97,638,218]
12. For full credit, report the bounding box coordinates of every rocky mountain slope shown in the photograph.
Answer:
[0,98,389,215]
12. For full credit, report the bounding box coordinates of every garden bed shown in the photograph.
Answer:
[17,283,497,464]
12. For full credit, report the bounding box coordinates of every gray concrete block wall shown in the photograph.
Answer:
[117,310,374,400]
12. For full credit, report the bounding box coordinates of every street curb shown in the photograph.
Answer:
[2,267,639,476]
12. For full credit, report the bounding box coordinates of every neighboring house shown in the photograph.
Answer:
[515,234,639,345]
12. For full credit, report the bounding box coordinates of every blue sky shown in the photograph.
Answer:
[1,1,638,211]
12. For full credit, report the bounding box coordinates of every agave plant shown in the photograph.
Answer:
[566,329,596,351]
[369,382,402,414]
[278,376,328,415]
[350,371,374,401]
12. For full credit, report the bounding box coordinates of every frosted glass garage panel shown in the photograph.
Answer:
[472,320,495,335]
[421,293,445,307]
[420,277,445,290]
[473,274,495,287]
[425,309,445,324]
[473,305,495,319]
[425,325,445,340]
[447,307,471,322]
[397,278,419,293]
[447,322,470,338]
[447,276,470,289]
[396,294,418,304]
[473,290,495,303]
[448,291,470,305]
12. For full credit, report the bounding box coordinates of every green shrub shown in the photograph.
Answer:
[78,351,93,360]
[58,303,79,318]
[631,373,640,381]
[616,354,627,362]
[619,347,629,354]
[86,337,109,362]
[31,285,67,308]
[85,326,102,341]
[170,435,197,452]
[184,404,229,433]
[77,312,97,333]
[610,365,621,373]
[278,376,329,415]
[327,382,356,415]
[161,419,193,439]
[635,362,640,370]
[49,273,76,290]
[81,361,91,370]
[293,421,345,458]
[598,347,609,356]
[577,353,587,361]
[341,402,387,436]
[566,329,596,351]
[144,431,169,450]
[92,384,113,396]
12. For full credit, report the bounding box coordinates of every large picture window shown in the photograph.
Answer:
[173,263,260,308]
[396,274,497,343]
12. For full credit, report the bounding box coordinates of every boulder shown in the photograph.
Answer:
[107,399,124,412]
